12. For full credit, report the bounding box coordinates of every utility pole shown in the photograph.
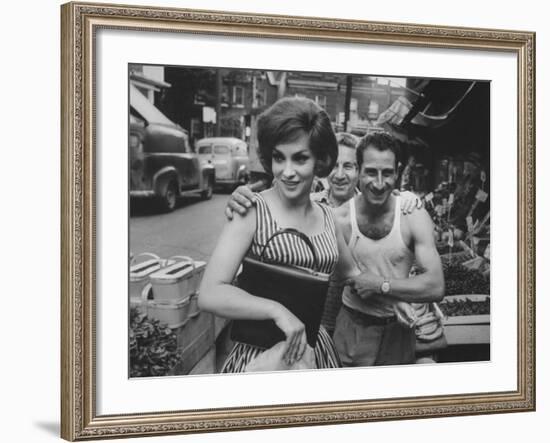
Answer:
[252,73,258,108]
[344,75,353,132]
[215,69,222,136]
[277,72,287,99]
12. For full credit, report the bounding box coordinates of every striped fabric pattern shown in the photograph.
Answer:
[221,192,342,373]
[250,193,338,275]
[222,326,341,372]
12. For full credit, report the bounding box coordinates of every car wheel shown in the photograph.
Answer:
[201,176,213,200]
[160,180,178,212]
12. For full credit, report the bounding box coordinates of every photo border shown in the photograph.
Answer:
[61,1,535,440]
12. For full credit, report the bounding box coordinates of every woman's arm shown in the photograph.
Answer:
[198,208,307,364]
[199,208,279,319]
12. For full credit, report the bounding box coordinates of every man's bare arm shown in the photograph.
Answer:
[389,208,444,302]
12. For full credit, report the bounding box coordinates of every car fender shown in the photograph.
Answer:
[153,166,179,195]
[200,163,215,187]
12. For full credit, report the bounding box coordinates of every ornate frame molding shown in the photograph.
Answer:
[61,2,535,440]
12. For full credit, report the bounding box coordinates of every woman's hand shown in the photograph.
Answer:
[272,306,307,365]
[224,185,255,220]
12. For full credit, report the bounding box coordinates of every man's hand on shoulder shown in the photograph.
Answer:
[403,206,436,235]
[224,184,255,220]
[393,190,423,215]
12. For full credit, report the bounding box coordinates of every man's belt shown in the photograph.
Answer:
[343,304,396,326]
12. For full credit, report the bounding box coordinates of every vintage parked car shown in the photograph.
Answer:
[196,137,250,190]
[129,85,215,211]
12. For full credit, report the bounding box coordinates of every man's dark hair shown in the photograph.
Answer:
[257,97,338,178]
[356,132,400,169]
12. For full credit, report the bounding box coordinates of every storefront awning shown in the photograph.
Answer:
[130,84,174,126]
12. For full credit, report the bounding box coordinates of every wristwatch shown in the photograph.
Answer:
[380,277,391,295]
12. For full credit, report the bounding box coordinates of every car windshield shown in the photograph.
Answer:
[198,145,212,154]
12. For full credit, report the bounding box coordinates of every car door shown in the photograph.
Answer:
[197,143,213,167]
[174,133,200,190]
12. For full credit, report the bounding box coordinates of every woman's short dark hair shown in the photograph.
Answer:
[257,97,338,178]
[356,132,400,169]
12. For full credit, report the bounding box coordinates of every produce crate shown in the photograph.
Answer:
[214,315,230,339]
[441,295,490,345]
[189,346,216,375]
[168,311,215,375]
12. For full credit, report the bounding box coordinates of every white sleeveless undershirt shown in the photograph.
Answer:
[342,195,415,318]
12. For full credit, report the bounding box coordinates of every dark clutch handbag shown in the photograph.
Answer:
[231,228,330,349]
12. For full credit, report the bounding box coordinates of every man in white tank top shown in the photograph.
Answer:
[333,133,444,366]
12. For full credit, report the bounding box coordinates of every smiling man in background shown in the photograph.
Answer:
[309,132,360,208]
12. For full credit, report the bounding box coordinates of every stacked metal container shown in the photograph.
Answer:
[146,256,206,328]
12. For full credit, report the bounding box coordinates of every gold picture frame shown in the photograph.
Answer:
[61,1,536,440]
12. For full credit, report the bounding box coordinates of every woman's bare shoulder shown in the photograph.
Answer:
[225,202,257,237]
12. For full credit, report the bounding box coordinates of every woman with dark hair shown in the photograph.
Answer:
[198,97,358,372]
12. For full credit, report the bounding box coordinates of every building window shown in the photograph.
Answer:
[256,89,266,107]
[193,92,206,105]
[190,118,201,141]
[221,86,230,107]
[315,95,327,109]
[368,100,380,119]
[233,86,245,106]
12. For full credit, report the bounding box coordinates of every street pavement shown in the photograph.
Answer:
[130,194,229,263]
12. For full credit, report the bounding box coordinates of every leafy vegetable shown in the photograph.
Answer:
[439,251,475,267]
[129,308,180,377]
[443,263,490,296]
[440,296,490,316]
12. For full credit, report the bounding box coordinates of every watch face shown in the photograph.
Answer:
[381,281,390,294]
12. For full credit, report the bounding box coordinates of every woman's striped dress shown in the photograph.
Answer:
[221,193,342,373]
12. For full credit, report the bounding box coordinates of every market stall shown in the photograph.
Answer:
[129,253,230,377]
[379,79,491,362]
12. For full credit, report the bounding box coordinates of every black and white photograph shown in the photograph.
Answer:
[56,1,537,440]
[128,64,491,377]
